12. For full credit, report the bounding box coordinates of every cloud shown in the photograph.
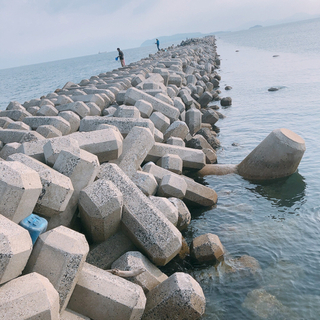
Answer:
[0,0,320,68]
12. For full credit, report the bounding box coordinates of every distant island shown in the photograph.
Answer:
[250,25,263,29]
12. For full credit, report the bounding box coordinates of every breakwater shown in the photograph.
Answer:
[0,35,250,319]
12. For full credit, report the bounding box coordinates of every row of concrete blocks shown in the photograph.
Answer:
[0,216,207,319]
[0,36,224,319]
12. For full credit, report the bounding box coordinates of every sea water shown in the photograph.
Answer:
[0,18,319,319]
[187,18,320,319]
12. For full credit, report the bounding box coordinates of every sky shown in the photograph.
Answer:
[0,0,320,69]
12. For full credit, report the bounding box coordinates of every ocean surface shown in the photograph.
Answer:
[1,18,320,319]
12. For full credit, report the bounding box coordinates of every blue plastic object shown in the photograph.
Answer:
[19,214,48,245]
[115,56,118,61]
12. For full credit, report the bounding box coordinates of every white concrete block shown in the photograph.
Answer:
[7,153,74,217]
[191,233,224,263]
[36,124,62,138]
[142,272,206,320]
[86,230,137,270]
[0,214,33,284]
[79,179,123,243]
[43,136,81,167]
[25,226,89,312]
[56,101,90,119]
[59,111,81,133]
[0,272,60,319]
[135,99,153,118]
[111,126,154,178]
[112,251,168,293]
[97,163,182,266]
[157,174,187,199]
[0,160,42,223]
[168,197,191,231]
[69,128,123,163]
[131,171,158,196]
[23,116,71,135]
[149,196,179,226]
[36,104,59,117]
[68,262,146,320]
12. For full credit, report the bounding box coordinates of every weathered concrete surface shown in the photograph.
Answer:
[157,173,187,199]
[168,197,192,231]
[79,116,155,137]
[69,127,123,163]
[163,120,189,141]
[150,111,171,133]
[68,262,146,320]
[36,124,62,138]
[143,162,218,207]
[0,129,45,144]
[156,153,183,174]
[131,171,158,196]
[190,233,225,263]
[111,251,168,294]
[43,136,81,167]
[198,164,238,176]
[0,272,60,319]
[149,196,179,226]
[237,128,306,180]
[71,93,105,109]
[0,142,21,160]
[0,214,33,284]
[25,226,89,312]
[146,142,206,170]
[59,110,81,133]
[79,179,123,243]
[7,153,74,217]
[125,87,180,122]
[97,163,182,266]
[86,230,137,270]
[16,139,48,162]
[111,126,155,178]
[49,149,100,229]
[56,101,90,119]
[0,160,42,223]
[23,115,71,135]
[142,272,206,320]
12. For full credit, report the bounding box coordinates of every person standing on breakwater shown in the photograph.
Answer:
[155,39,160,51]
[117,48,125,67]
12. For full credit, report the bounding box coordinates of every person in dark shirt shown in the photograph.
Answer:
[117,48,125,67]
[155,39,160,51]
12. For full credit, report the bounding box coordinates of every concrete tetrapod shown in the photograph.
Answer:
[24,226,89,313]
[198,128,306,180]
[97,163,182,266]
[0,272,60,319]
[237,128,306,180]
[68,262,146,320]
[142,272,206,320]
[0,214,33,284]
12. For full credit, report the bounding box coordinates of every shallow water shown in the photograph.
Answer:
[180,20,320,319]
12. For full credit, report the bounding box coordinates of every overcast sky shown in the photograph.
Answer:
[1,0,320,69]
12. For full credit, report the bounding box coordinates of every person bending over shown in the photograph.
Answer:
[117,48,125,67]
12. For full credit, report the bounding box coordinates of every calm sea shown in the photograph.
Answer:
[187,18,320,319]
[1,18,320,319]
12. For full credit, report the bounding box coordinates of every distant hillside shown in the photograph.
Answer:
[140,32,209,47]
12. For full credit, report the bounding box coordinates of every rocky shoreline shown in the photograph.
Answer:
[1,35,304,319]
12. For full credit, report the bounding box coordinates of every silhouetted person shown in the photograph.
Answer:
[117,48,125,67]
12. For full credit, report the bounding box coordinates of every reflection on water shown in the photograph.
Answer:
[246,171,306,210]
